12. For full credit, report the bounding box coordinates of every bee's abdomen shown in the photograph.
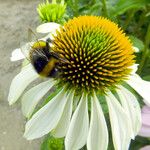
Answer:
[33,57,48,73]
[32,55,59,77]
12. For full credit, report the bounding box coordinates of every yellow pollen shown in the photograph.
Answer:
[81,61,84,64]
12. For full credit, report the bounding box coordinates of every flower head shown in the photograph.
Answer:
[53,16,135,92]
[8,16,150,150]
[37,0,67,24]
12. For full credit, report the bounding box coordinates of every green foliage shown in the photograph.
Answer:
[41,135,64,150]
[129,35,144,51]
[143,75,150,81]
[130,136,150,149]
[108,0,149,17]
[65,0,103,17]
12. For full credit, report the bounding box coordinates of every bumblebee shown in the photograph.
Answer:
[30,40,63,77]
[21,30,66,77]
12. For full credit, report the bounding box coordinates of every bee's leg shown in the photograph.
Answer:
[50,52,69,63]
[48,62,60,78]
[49,52,60,59]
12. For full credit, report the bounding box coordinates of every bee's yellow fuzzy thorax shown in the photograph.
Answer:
[32,41,46,49]
[53,16,135,92]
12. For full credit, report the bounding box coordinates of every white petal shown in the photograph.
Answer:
[52,91,74,138]
[65,94,89,150]
[40,33,55,41]
[11,48,25,61]
[73,95,80,110]
[127,73,150,106]
[129,64,138,74]
[133,46,140,53]
[21,79,56,118]
[36,22,61,34]
[106,91,131,150]
[8,64,38,105]
[20,42,33,59]
[24,88,68,140]
[117,86,141,138]
[87,92,108,150]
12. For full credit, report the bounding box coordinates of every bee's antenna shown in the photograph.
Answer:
[46,38,53,43]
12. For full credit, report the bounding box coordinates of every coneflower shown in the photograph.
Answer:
[8,16,150,150]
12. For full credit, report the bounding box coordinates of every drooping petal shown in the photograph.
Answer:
[21,79,56,118]
[117,86,141,138]
[129,64,138,74]
[127,74,150,106]
[65,94,89,150]
[36,22,61,34]
[24,88,68,140]
[52,91,74,138]
[10,48,25,61]
[106,91,131,150]
[87,92,108,150]
[8,64,38,105]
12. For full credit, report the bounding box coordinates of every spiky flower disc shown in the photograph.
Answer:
[37,0,67,24]
[53,16,135,92]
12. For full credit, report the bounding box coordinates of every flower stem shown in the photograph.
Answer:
[137,24,150,75]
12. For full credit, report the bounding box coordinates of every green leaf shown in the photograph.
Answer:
[78,2,102,16]
[41,135,64,150]
[129,35,144,51]
[143,75,150,81]
[109,0,149,17]
[130,136,150,150]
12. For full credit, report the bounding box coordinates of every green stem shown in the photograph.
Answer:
[123,10,135,30]
[101,0,108,17]
[134,10,146,37]
[137,24,150,75]
[137,11,146,29]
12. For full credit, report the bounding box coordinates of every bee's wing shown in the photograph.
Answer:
[20,28,38,60]
[21,28,51,62]
[28,28,39,43]
[20,41,33,60]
